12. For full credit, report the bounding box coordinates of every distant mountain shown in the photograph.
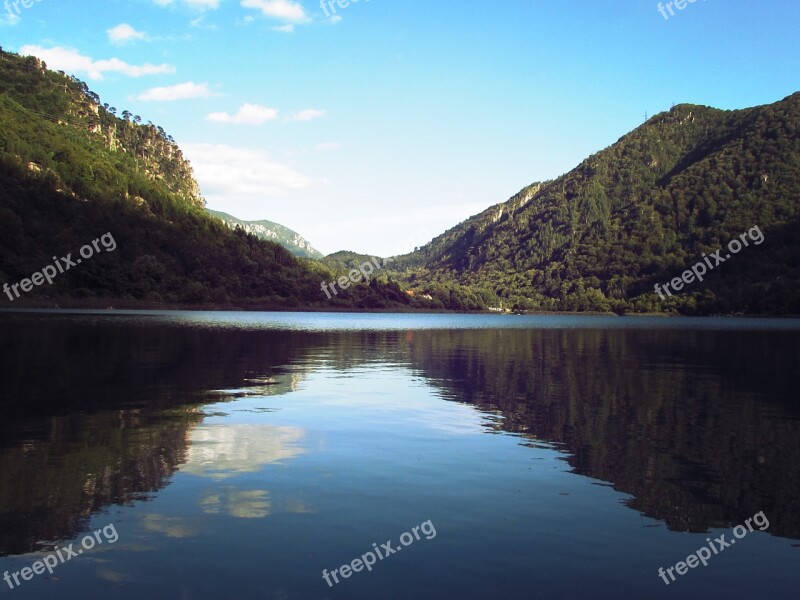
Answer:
[393,93,800,314]
[206,209,323,259]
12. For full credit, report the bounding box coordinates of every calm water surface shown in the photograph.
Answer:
[0,311,799,599]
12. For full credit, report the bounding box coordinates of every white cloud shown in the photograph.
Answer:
[107,23,147,44]
[272,24,294,32]
[315,142,341,151]
[184,143,311,198]
[206,103,279,125]
[153,0,220,9]
[329,15,342,25]
[241,0,310,23]
[290,108,325,122]
[18,45,174,80]
[138,81,215,101]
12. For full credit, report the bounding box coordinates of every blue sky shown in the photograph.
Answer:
[2,0,799,256]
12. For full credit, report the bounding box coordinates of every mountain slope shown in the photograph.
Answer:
[206,209,323,259]
[0,48,408,309]
[394,94,800,314]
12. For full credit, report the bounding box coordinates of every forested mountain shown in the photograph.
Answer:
[206,209,323,259]
[0,48,408,309]
[2,45,798,314]
[393,94,800,314]
[322,250,387,270]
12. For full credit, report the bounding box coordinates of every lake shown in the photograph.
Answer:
[0,311,798,599]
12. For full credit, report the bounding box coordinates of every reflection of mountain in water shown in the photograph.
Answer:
[400,329,800,538]
[1,315,798,556]
[0,320,316,556]
[0,408,203,555]
[0,318,320,433]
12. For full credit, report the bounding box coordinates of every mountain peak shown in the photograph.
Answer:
[206,210,323,259]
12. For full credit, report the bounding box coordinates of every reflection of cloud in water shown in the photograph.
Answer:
[95,567,130,583]
[142,514,199,538]
[201,487,271,519]
[182,424,306,480]
[284,498,315,514]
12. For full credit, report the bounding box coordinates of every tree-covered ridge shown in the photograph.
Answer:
[2,44,799,313]
[394,95,800,314]
[0,48,411,309]
[0,49,202,208]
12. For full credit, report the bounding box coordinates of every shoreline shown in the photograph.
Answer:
[0,298,796,318]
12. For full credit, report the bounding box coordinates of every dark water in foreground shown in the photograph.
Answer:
[0,311,799,599]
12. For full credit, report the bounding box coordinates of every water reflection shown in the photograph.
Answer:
[141,514,201,539]
[182,424,306,480]
[403,328,800,537]
[200,488,271,519]
[0,408,203,555]
[0,312,798,566]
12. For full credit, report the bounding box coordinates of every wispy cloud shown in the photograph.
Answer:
[138,81,215,101]
[152,0,221,9]
[190,14,219,29]
[19,45,174,80]
[241,0,310,24]
[290,108,325,122]
[184,143,311,198]
[315,142,341,151]
[206,103,279,125]
[107,23,147,45]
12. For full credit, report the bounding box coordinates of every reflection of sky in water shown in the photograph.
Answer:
[142,514,200,538]
[68,310,800,332]
[181,424,306,480]
[201,487,271,519]
[306,366,498,435]
[1,315,798,600]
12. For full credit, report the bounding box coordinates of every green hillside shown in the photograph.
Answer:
[3,45,799,314]
[393,95,800,314]
[0,48,409,309]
